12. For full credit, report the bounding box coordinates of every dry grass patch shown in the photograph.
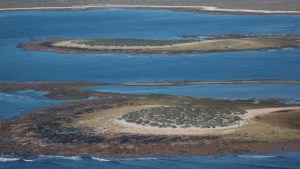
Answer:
[260,110,300,129]
[223,110,300,142]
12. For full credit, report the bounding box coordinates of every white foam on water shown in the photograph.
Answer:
[39,155,81,160]
[91,157,111,162]
[58,156,81,160]
[137,157,158,160]
[23,159,34,162]
[238,155,277,159]
[0,157,20,162]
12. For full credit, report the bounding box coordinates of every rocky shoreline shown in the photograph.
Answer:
[0,82,300,157]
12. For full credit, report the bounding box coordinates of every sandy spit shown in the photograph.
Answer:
[1,5,300,14]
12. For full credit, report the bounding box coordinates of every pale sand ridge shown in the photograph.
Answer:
[1,5,300,14]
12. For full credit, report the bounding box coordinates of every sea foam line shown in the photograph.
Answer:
[238,155,277,159]
[0,157,20,162]
[39,155,82,160]
[91,157,111,162]
[137,157,158,160]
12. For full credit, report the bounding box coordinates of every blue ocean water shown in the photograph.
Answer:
[0,152,299,169]
[83,83,300,101]
[0,10,300,83]
[1,49,300,83]
[0,9,300,168]
[0,90,64,119]
[1,9,300,40]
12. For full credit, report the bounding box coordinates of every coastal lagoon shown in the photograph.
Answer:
[0,9,300,168]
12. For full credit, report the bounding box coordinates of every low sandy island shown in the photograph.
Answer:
[19,35,300,55]
[1,82,300,157]
[1,0,300,14]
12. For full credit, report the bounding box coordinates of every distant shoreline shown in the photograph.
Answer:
[121,80,300,86]
[1,80,300,97]
[1,5,300,14]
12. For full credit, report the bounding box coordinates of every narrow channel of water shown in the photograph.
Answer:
[83,83,300,101]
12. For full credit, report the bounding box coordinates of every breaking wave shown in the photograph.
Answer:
[0,157,20,162]
[23,159,34,162]
[39,155,82,160]
[91,157,111,162]
[137,157,158,160]
[238,155,277,159]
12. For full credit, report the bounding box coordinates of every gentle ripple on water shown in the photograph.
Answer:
[83,83,300,101]
[0,152,300,169]
[0,10,300,83]
[0,90,64,119]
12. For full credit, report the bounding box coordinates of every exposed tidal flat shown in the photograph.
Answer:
[0,82,300,157]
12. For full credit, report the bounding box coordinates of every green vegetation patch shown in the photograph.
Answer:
[119,106,247,128]
[76,39,196,47]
